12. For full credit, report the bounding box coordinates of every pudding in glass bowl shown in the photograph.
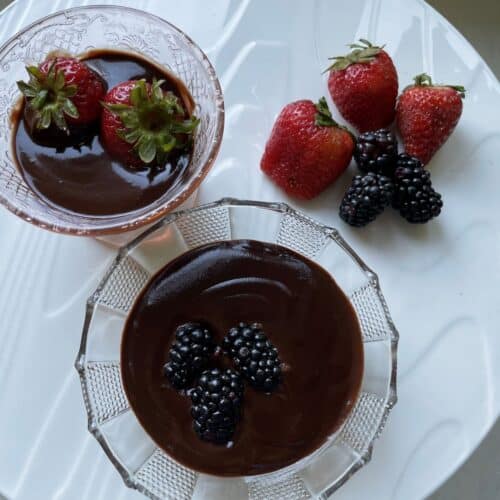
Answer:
[121,239,364,477]
[0,6,224,236]
[76,199,398,499]
[12,48,198,217]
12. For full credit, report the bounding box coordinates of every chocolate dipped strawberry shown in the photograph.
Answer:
[17,56,105,134]
[101,79,199,168]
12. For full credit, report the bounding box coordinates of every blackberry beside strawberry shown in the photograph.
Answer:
[339,173,394,227]
[354,129,398,176]
[342,137,444,226]
[392,154,443,223]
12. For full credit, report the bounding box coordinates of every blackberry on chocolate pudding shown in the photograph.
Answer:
[163,322,215,390]
[121,240,364,476]
[190,368,244,445]
[223,322,282,392]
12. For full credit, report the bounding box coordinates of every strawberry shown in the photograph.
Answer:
[260,97,354,200]
[17,56,105,133]
[101,79,199,168]
[326,39,398,132]
[397,73,465,165]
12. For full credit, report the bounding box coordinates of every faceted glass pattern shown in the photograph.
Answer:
[76,199,398,500]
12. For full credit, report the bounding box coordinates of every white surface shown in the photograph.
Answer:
[0,1,499,499]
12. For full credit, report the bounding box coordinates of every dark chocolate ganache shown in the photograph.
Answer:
[121,240,364,477]
[11,49,195,216]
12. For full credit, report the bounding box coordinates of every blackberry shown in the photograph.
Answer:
[223,323,282,392]
[339,173,394,227]
[163,322,215,390]
[354,129,398,176]
[190,368,244,444]
[392,154,443,223]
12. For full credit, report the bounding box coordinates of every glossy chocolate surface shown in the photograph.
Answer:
[12,50,193,216]
[121,240,364,476]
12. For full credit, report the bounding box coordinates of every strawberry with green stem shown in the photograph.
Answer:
[397,73,465,165]
[17,56,105,134]
[326,39,398,132]
[261,97,355,200]
[101,79,199,168]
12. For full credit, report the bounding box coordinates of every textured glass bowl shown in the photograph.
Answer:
[0,6,224,236]
[75,199,398,500]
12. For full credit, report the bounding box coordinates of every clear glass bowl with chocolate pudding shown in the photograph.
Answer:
[0,6,224,236]
[76,199,398,499]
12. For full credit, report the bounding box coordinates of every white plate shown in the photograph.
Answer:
[0,1,498,499]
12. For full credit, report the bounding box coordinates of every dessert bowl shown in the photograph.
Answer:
[75,199,398,499]
[0,5,224,236]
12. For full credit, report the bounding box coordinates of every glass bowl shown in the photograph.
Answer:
[0,6,224,236]
[75,199,398,499]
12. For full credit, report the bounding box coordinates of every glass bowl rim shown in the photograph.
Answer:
[0,4,225,236]
[75,197,399,498]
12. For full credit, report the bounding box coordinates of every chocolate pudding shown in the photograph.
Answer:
[11,50,195,216]
[121,240,364,477]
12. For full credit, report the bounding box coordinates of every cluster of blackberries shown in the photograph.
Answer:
[163,322,282,445]
[340,129,443,226]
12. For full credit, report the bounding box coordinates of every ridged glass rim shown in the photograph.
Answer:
[0,5,225,236]
[75,198,399,499]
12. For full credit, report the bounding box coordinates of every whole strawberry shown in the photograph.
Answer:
[101,79,199,168]
[260,97,354,199]
[17,56,105,133]
[397,73,464,165]
[327,39,398,132]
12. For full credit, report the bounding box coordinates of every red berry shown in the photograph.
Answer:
[39,57,105,124]
[17,56,105,132]
[327,40,398,132]
[101,79,198,168]
[397,74,464,165]
[101,80,141,167]
[261,98,354,200]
